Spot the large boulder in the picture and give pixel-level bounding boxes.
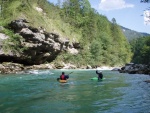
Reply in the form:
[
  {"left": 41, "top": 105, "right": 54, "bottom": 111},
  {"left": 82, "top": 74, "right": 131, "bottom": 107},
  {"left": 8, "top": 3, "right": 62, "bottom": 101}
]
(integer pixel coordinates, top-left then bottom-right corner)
[{"left": 119, "top": 63, "right": 150, "bottom": 75}]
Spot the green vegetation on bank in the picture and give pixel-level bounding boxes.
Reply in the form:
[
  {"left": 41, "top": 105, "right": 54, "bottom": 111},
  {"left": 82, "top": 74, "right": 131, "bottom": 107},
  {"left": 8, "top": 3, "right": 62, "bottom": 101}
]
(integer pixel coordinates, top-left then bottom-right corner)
[{"left": 0, "top": 0, "right": 133, "bottom": 66}]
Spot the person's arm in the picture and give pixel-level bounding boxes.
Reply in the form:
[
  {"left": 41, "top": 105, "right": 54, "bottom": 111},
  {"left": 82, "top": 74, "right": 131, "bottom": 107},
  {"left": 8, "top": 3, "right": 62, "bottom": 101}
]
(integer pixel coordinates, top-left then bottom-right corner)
[
  {"left": 65, "top": 75, "right": 69, "bottom": 79},
  {"left": 96, "top": 71, "right": 99, "bottom": 74}
]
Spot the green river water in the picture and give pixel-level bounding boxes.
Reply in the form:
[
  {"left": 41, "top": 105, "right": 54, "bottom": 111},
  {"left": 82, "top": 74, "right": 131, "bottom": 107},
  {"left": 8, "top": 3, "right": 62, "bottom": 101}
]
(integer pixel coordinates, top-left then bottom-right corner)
[{"left": 0, "top": 69, "right": 150, "bottom": 113}]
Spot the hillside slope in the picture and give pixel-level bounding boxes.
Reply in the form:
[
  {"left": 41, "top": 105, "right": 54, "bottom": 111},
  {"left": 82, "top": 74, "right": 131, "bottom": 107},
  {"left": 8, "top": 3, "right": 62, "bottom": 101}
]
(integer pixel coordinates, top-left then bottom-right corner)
[{"left": 0, "top": 0, "right": 132, "bottom": 67}]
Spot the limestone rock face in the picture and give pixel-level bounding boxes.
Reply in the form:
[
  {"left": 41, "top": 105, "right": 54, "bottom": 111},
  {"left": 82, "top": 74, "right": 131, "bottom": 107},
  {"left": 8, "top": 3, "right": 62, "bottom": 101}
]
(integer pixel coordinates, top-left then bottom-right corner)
[{"left": 0, "top": 19, "right": 80, "bottom": 65}]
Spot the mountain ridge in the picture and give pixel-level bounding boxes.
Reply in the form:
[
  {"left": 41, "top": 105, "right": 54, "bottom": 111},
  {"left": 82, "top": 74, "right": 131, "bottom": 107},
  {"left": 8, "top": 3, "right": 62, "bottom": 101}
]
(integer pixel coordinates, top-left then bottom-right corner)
[{"left": 120, "top": 26, "right": 150, "bottom": 41}]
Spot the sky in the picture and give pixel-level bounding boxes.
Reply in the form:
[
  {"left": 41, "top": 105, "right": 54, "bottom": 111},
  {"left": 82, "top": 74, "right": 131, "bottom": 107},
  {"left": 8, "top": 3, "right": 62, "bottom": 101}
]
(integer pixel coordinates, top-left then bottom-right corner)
[{"left": 48, "top": 0, "right": 150, "bottom": 33}]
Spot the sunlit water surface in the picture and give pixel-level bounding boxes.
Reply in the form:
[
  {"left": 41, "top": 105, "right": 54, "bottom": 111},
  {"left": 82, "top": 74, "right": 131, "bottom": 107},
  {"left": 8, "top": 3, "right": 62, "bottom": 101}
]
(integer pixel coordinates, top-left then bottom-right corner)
[{"left": 0, "top": 70, "right": 150, "bottom": 113}]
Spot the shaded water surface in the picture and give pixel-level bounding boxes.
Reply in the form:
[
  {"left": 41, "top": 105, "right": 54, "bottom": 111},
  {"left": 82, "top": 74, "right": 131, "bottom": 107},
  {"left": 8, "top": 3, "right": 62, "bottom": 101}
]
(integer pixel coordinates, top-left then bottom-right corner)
[{"left": 0, "top": 70, "right": 150, "bottom": 113}]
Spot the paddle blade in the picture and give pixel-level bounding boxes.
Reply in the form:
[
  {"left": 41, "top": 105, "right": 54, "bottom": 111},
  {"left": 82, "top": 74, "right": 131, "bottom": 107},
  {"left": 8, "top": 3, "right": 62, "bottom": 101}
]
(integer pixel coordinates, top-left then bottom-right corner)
[{"left": 57, "top": 78, "right": 60, "bottom": 81}]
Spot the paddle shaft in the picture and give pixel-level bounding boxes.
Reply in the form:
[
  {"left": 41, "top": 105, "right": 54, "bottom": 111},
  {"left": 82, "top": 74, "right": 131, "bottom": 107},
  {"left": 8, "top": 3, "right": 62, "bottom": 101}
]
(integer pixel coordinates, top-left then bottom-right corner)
[{"left": 67, "top": 71, "right": 73, "bottom": 75}]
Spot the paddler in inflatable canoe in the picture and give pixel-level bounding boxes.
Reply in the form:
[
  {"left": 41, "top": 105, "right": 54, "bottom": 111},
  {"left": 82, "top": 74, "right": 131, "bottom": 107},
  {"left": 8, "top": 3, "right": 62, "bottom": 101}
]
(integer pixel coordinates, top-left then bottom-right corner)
[
  {"left": 57, "top": 72, "right": 70, "bottom": 83},
  {"left": 91, "top": 70, "right": 104, "bottom": 81}
]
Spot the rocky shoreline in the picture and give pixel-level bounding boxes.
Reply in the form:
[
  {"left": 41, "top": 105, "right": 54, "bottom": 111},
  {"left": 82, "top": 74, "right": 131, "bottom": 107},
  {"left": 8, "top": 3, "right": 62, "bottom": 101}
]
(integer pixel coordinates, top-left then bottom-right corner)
[
  {"left": 0, "top": 62, "right": 116, "bottom": 74},
  {"left": 0, "top": 62, "right": 71, "bottom": 74}
]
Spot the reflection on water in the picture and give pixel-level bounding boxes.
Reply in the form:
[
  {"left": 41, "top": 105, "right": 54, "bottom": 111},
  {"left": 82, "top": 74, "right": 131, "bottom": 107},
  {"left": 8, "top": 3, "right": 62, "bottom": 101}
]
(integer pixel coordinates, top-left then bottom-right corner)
[{"left": 0, "top": 70, "right": 150, "bottom": 113}]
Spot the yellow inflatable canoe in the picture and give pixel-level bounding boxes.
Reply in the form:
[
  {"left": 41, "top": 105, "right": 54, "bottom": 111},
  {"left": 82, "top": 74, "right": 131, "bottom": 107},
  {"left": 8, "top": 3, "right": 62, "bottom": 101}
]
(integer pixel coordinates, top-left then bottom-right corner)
[{"left": 59, "top": 80, "right": 67, "bottom": 83}]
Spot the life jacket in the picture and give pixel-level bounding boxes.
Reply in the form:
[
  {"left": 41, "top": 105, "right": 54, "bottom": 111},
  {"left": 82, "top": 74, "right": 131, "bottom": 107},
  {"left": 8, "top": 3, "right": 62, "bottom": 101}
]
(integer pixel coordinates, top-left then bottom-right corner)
[{"left": 61, "top": 74, "right": 65, "bottom": 80}]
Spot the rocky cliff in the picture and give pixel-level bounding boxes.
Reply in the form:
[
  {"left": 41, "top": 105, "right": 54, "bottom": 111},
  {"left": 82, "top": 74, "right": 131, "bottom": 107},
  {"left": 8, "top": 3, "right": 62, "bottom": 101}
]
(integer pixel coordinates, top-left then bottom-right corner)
[{"left": 0, "top": 19, "right": 80, "bottom": 66}]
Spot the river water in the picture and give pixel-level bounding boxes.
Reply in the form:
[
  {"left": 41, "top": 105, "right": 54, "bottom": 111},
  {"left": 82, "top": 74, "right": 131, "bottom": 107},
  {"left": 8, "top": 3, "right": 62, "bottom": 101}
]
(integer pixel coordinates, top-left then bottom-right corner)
[{"left": 0, "top": 69, "right": 150, "bottom": 113}]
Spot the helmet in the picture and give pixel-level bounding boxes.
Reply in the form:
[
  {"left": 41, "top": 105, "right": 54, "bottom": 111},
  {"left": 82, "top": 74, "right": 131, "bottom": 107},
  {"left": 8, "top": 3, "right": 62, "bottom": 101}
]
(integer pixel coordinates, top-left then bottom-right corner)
[{"left": 96, "top": 70, "right": 102, "bottom": 73}]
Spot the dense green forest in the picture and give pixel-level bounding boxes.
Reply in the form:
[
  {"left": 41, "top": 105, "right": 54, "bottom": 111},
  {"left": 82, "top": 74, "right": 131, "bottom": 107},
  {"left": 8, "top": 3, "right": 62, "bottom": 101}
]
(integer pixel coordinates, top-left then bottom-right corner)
[
  {"left": 130, "top": 36, "right": 150, "bottom": 64},
  {"left": 2, "top": 0, "right": 149, "bottom": 67}
]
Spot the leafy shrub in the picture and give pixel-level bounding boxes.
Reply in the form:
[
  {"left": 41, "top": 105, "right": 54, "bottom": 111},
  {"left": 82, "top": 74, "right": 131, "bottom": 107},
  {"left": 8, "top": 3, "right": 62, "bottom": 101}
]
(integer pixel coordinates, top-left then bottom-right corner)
[{"left": 2, "top": 28, "right": 27, "bottom": 55}]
